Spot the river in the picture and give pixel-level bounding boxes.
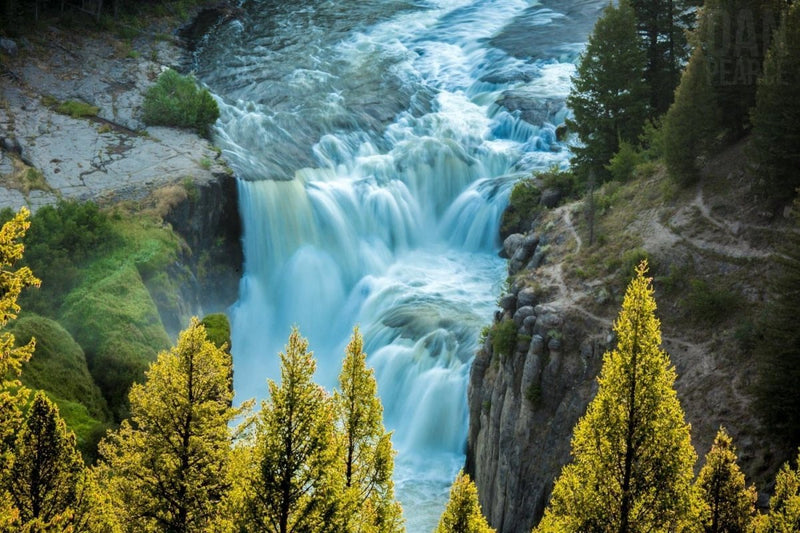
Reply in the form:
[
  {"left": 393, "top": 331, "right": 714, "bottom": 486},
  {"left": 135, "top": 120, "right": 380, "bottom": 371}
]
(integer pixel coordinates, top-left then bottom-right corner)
[{"left": 192, "top": 0, "right": 601, "bottom": 529}]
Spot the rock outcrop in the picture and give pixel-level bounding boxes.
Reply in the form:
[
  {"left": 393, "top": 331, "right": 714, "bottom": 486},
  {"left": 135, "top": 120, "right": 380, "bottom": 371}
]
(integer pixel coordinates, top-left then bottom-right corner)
[{"left": 466, "top": 261, "right": 611, "bottom": 533}]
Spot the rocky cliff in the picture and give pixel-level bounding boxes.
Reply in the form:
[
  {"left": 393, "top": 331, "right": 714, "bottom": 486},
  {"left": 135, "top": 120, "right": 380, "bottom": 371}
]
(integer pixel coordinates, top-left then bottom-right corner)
[{"left": 467, "top": 154, "right": 790, "bottom": 532}]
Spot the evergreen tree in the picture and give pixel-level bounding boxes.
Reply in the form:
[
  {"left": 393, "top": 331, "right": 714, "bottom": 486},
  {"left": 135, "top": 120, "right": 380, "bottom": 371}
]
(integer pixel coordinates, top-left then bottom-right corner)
[
  {"left": 0, "top": 208, "right": 40, "bottom": 531},
  {"left": 334, "top": 327, "right": 403, "bottom": 533},
  {"left": 755, "top": 198, "right": 800, "bottom": 445},
  {"left": 7, "top": 392, "right": 84, "bottom": 529},
  {"left": 696, "top": 427, "right": 756, "bottom": 533},
  {"left": 97, "top": 317, "right": 236, "bottom": 532},
  {"left": 535, "top": 261, "right": 696, "bottom": 532},
  {"left": 242, "top": 328, "right": 344, "bottom": 533},
  {"left": 435, "top": 471, "right": 495, "bottom": 533},
  {"left": 663, "top": 47, "right": 720, "bottom": 185},
  {"left": 751, "top": 2, "right": 800, "bottom": 204},
  {"left": 695, "top": 0, "right": 784, "bottom": 139},
  {"left": 566, "top": 0, "right": 649, "bottom": 181},
  {"left": 630, "top": 0, "right": 702, "bottom": 116},
  {"left": 754, "top": 452, "right": 800, "bottom": 532}
]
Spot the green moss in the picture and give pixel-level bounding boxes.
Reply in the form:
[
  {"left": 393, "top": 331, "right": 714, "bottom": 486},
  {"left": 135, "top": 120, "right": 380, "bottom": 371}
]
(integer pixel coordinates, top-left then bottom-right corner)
[
  {"left": 201, "top": 313, "right": 231, "bottom": 351},
  {"left": 56, "top": 100, "right": 100, "bottom": 119},
  {"left": 12, "top": 314, "right": 110, "bottom": 423},
  {"left": 60, "top": 263, "right": 171, "bottom": 420}
]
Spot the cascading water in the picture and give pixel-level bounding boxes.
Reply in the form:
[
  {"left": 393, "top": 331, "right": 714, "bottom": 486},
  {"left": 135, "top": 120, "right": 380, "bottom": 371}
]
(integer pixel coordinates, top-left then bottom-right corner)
[{"left": 193, "top": 0, "right": 603, "bottom": 529}]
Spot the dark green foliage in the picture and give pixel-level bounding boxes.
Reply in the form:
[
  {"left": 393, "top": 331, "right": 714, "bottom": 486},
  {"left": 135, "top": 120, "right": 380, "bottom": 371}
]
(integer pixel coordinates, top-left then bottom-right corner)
[
  {"left": 0, "top": 201, "right": 116, "bottom": 316},
  {"left": 142, "top": 68, "right": 220, "bottom": 136},
  {"left": 567, "top": 0, "right": 649, "bottom": 181},
  {"left": 500, "top": 179, "right": 541, "bottom": 237},
  {"left": 664, "top": 48, "right": 720, "bottom": 185},
  {"left": 751, "top": 2, "right": 800, "bottom": 205},
  {"left": 538, "top": 167, "right": 580, "bottom": 200},
  {"left": 683, "top": 279, "right": 742, "bottom": 324},
  {"left": 605, "top": 141, "right": 642, "bottom": 182},
  {"left": 755, "top": 200, "right": 800, "bottom": 446},
  {"left": 695, "top": 0, "right": 784, "bottom": 140},
  {"left": 630, "top": 0, "right": 702, "bottom": 116},
  {"left": 200, "top": 313, "right": 231, "bottom": 351},
  {"left": 490, "top": 319, "right": 518, "bottom": 359}
]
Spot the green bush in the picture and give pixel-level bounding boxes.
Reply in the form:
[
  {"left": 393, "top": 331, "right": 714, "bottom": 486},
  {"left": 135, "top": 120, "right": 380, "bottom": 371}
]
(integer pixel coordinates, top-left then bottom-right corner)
[
  {"left": 491, "top": 319, "right": 518, "bottom": 359},
  {"left": 538, "top": 167, "right": 580, "bottom": 199},
  {"left": 500, "top": 178, "right": 541, "bottom": 237},
  {"left": 605, "top": 141, "right": 641, "bottom": 182},
  {"left": 142, "top": 68, "right": 220, "bottom": 135},
  {"left": 683, "top": 279, "right": 742, "bottom": 324}
]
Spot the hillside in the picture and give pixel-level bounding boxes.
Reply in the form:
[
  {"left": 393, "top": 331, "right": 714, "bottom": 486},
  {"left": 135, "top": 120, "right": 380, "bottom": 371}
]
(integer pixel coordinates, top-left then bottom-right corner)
[{"left": 467, "top": 141, "right": 794, "bottom": 532}]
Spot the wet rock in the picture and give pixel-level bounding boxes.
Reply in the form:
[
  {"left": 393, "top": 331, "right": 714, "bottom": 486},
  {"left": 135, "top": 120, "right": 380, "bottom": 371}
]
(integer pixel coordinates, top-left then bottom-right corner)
[{"left": 503, "top": 233, "right": 525, "bottom": 258}]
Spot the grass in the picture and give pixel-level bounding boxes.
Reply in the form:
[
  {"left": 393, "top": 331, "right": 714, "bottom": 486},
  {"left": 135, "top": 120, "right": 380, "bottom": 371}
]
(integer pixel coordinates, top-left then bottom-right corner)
[
  {"left": 490, "top": 319, "right": 518, "bottom": 359},
  {"left": 201, "top": 313, "right": 231, "bottom": 351},
  {"left": 56, "top": 100, "right": 100, "bottom": 119}
]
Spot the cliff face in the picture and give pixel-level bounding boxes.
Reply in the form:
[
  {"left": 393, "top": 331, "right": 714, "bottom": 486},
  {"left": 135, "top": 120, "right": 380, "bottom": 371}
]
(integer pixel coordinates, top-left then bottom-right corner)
[
  {"left": 163, "top": 171, "right": 243, "bottom": 321},
  {"left": 467, "top": 156, "right": 789, "bottom": 532},
  {"left": 466, "top": 229, "right": 611, "bottom": 533}
]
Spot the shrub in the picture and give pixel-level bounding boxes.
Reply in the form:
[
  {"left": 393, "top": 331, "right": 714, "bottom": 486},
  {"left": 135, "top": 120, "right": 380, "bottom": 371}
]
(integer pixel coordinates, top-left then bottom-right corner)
[
  {"left": 538, "top": 166, "right": 580, "bottom": 200},
  {"left": 200, "top": 313, "right": 231, "bottom": 351},
  {"left": 683, "top": 279, "right": 742, "bottom": 324},
  {"left": 500, "top": 178, "right": 541, "bottom": 237},
  {"left": 491, "top": 319, "right": 518, "bottom": 359},
  {"left": 606, "top": 141, "right": 641, "bottom": 182},
  {"left": 142, "top": 68, "right": 219, "bottom": 136}
]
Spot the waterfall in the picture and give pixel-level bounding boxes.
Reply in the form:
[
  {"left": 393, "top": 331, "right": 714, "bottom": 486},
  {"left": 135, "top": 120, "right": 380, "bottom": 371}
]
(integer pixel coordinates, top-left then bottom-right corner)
[{"left": 193, "top": 0, "right": 597, "bottom": 529}]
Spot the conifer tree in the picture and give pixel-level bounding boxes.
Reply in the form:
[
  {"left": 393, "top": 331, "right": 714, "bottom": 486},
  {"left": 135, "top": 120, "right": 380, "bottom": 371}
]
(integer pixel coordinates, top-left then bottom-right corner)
[
  {"left": 696, "top": 427, "right": 756, "bottom": 533},
  {"left": 755, "top": 198, "right": 800, "bottom": 444},
  {"left": 755, "top": 452, "right": 800, "bottom": 532},
  {"left": 567, "top": 0, "right": 649, "bottom": 181},
  {"left": 629, "top": 0, "right": 702, "bottom": 116},
  {"left": 435, "top": 471, "right": 495, "bottom": 533},
  {"left": 334, "top": 327, "right": 403, "bottom": 533},
  {"left": 7, "top": 392, "right": 84, "bottom": 529},
  {"left": 663, "top": 47, "right": 720, "bottom": 185},
  {"left": 97, "top": 317, "right": 236, "bottom": 532},
  {"left": 535, "top": 261, "right": 696, "bottom": 532},
  {"left": 242, "top": 327, "right": 344, "bottom": 533},
  {"left": 695, "top": 0, "right": 784, "bottom": 139},
  {"left": 751, "top": 2, "right": 800, "bottom": 204},
  {"left": 0, "top": 208, "right": 40, "bottom": 531}
]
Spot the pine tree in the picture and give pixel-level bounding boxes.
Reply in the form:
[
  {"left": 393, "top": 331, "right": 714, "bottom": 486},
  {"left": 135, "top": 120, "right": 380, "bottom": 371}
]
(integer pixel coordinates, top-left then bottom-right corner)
[
  {"left": 754, "top": 452, "right": 800, "bottom": 532},
  {"left": 695, "top": 0, "right": 784, "bottom": 139},
  {"left": 755, "top": 198, "right": 800, "bottom": 445},
  {"left": 630, "top": 0, "right": 702, "bottom": 116},
  {"left": 334, "top": 327, "right": 403, "bottom": 533},
  {"left": 535, "top": 261, "right": 696, "bottom": 532},
  {"left": 435, "top": 471, "right": 495, "bottom": 533},
  {"left": 0, "top": 208, "right": 40, "bottom": 531},
  {"left": 751, "top": 2, "right": 800, "bottom": 205},
  {"left": 7, "top": 392, "right": 84, "bottom": 528},
  {"left": 97, "top": 317, "right": 236, "bottom": 532},
  {"left": 567, "top": 0, "right": 649, "bottom": 181},
  {"left": 696, "top": 427, "right": 756, "bottom": 533},
  {"left": 663, "top": 46, "right": 720, "bottom": 185},
  {"left": 242, "top": 327, "right": 344, "bottom": 533}
]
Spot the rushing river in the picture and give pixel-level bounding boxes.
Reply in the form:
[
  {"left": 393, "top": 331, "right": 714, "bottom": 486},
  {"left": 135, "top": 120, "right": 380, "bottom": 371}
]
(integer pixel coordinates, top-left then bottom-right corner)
[{"left": 193, "top": 0, "right": 602, "bottom": 529}]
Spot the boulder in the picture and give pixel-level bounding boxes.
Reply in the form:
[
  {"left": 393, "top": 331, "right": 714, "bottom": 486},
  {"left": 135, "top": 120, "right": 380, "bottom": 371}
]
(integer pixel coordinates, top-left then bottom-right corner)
[
  {"left": 498, "top": 293, "right": 517, "bottom": 311},
  {"left": 503, "top": 233, "right": 525, "bottom": 258},
  {"left": 540, "top": 188, "right": 562, "bottom": 208},
  {"left": 517, "top": 287, "right": 538, "bottom": 308},
  {"left": 513, "top": 305, "right": 535, "bottom": 327}
]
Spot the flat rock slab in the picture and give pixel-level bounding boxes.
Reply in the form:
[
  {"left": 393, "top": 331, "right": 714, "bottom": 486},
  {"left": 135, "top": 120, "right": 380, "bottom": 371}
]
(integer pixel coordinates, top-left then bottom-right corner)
[{"left": 0, "top": 27, "right": 226, "bottom": 212}]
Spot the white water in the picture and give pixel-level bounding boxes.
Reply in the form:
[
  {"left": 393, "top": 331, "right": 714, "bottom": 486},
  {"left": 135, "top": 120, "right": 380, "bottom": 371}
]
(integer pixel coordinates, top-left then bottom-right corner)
[{"left": 194, "top": 0, "right": 596, "bottom": 529}]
